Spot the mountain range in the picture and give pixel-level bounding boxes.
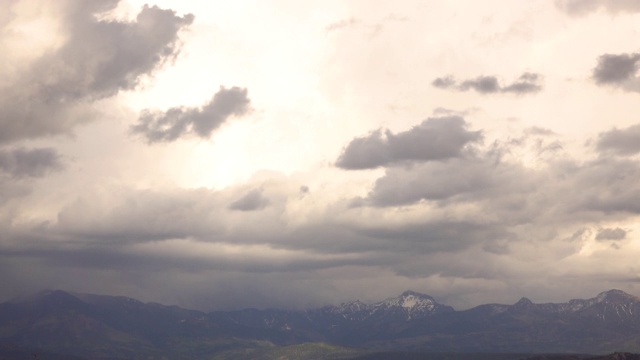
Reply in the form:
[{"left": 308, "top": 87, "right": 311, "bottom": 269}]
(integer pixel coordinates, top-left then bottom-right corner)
[{"left": 2, "top": 289, "right": 640, "bottom": 359}]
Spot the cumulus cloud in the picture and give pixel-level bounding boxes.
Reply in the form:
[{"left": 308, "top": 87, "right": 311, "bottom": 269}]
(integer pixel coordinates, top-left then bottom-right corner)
[
  {"left": 596, "top": 123, "right": 640, "bottom": 155},
  {"left": 0, "top": 148, "right": 63, "bottom": 178},
  {"left": 556, "top": 0, "right": 640, "bottom": 15},
  {"left": 335, "top": 116, "right": 482, "bottom": 169},
  {"left": 358, "top": 137, "right": 640, "bottom": 222},
  {"left": 432, "top": 73, "right": 543, "bottom": 95},
  {"left": 131, "top": 87, "right": 251, "bottom": 143},
  {"left": 592, "top": 52, "right": 640, "bottom": 92},
  {"left": 0, "top": 1, "right": 194, "bottom": 143}
]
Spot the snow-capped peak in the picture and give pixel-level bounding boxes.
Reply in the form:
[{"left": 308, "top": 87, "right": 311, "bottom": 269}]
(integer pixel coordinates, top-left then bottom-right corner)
[
  {"left": 369, "top": 290, "right": 453, "bottom": 320},
  {"left": 384, "top": 290, "right": 436, "bottom": 309},
  {"left": 326, "top": 290, "right": 452, "bottom": 321}
]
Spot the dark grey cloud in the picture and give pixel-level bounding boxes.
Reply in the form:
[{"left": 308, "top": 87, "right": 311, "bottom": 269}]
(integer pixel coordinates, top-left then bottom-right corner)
[
  {"left": 596, "top": 227, "right": 626, "bottom": 241},
  {"left": 556, "top": 0, "right": 640, "bottom": 15},
  {"left": 228, "top": 189, "right": 270, "bottom": 211},
  {"left": 0, "top": 1, "right": 193, "bottom": 143},
  {"left": 357, "top": 221, "right": 512, "bottom": 254},
  {"left": 432, "top": 73, "right": 542, "bottom": 95},
  {"left": 0, "top": 148, "right": 63, "bottom": 178},
  {"left": 573, "top": 158, "right": 640, "bottom": 214},
  {"left": 50, "top": 188, "right": 228, "bottom": 244},
  {"left": 459, "top": 76, "right": 501, "bottom": 93},
  {"left": 432, "top": 76, "right": 456, "bottom": 89},
  {"left": 363, "top": 158, "right": 499, "bottom": 207},
  {"left": 592, "top": 52, "right": 640, "bottom": 91},
  {"left": 131, "top": 87, "right": 251, "bottom": 143},
  {"left": 0, "top": 243, "right": 376, "bottom": 275},
  {"left": 596, "top": 123, "right": 640, "bottom": 155},
  {"left": 336, "top": 116, "right": 482, "bottom": 169}
]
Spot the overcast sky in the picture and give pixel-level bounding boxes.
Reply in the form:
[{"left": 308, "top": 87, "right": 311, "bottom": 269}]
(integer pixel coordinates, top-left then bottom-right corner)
[{"left": 1, "top": 0, "right": 640, "bottom": 311}]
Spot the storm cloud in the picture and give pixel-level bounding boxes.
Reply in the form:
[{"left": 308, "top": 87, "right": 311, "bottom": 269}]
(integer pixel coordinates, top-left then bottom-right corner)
[
  {"left": 336, "top": 116, "right": 481, "bottom": 169},
  {"left": 432, "top": 73, "right": 542, "bottom": 95},
  {"left": 132, "top": 87, "right": 251, "bottom": 143},
  {"left": 0, "top": 1, "right": 193, "bottom": 143}
]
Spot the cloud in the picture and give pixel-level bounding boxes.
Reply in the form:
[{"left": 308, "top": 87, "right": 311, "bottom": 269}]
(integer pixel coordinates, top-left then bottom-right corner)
[
  {"left": 459, "top": 76, "right": 501, "bottom": 93},
  {"left": 325, "top": 17, "right": 359, "bottom": 32},
  {"left": 3, "top": 128, "right": 640, "bottom": 309},
  {"left": 358, "top": 136, "right": 640, "bottom": 222},
  {"left": 3, "top": 1, "right": 640, "bottom": 313},
  {"left": 592, "top": 52, "right": 640, "bottom": 91},
  {"left": 0, "top": 1, "right": 194, "bottom": 143},
  {"left": 596, "top": 227, "right": 626, "bottom": 241},
  {"left": 556, "top": 0, "right": 640, "bottom": 15},
  {"left": 573, "top": 158, "right": 640, "bottom": 214},
  {"left": 596, "top": 123, "right": 640, "bottom": 155},
  {"left": 0, "top": 148, "right": 63, "bottom": 178},
  {"left": 357, "top": 220, "right": 512, "bottom": 254},
  {"left": 432, "top": 73, "right": 543, "bottom": 95},
  {"left": 131, "top": 87, "right": 251, "bottom": 143},
  {"left": 335, "top": 116, "right": 482, "bottom": 169},
  {"left": 525, "top": 127, "right": 556, "bottom": 136},
  {"left": 362, "top": 157, "right": 509, "bottom": 207},
  {"left": 51, "top": 188, "right": 227, "bottom": 244},
  {"left": 228, "top": 189, "right": 270, "bottom": 211}
]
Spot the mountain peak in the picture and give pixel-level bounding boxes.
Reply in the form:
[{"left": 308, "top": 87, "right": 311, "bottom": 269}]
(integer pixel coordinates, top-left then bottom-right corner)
[
  {"left": 596, "top": 289, "right": 638, "bottom": 303},
  {"left": 383, "top": 290, "right": 436, "bottom": 309},
  {"left": 514, "top": 297, "right": 534, "bottom": 306},
  {"left": 369, "top": 290, "right": 454, "bottom": 320}
]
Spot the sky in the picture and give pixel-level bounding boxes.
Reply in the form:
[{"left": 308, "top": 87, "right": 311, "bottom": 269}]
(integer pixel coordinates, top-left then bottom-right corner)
[{"left": 1, "top": 0, "right": 640, "bottom": 311}]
